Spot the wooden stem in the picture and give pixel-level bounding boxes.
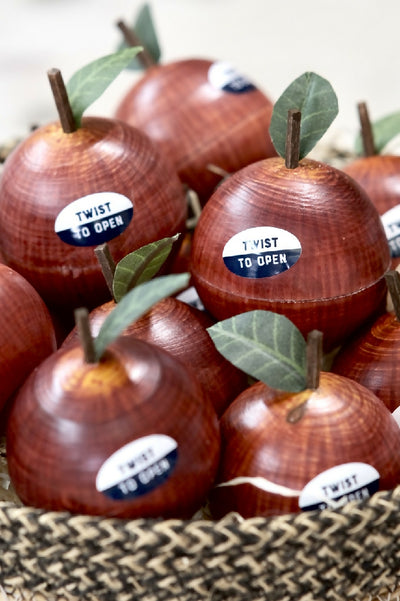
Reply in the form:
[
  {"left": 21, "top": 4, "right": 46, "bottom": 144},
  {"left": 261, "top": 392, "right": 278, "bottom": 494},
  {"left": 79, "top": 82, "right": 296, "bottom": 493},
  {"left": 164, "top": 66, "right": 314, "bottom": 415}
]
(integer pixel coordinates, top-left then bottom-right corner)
[
  {"left": 116, "top": 19, "right": 156, "bottom": 69},
  {"left": 358, "top": 101, "right": 376, "bottom": 157},
  {"left": 94, "top": 243, "right": 116, "bottom": 300},
  {"left": 74, "top": 308, "right": 96, "bottom": 363},
  {"left": 285, "top": 109, "right": 301, "bottom": 169},
  {"left": 385, "top": 270, "right": 400, "bottom": 321},
  {"left": 47, "top": 69, "right": 76, "bottom": 134},
  {"left": 306, "top": 329, "right": 323, "bottom": 390}
]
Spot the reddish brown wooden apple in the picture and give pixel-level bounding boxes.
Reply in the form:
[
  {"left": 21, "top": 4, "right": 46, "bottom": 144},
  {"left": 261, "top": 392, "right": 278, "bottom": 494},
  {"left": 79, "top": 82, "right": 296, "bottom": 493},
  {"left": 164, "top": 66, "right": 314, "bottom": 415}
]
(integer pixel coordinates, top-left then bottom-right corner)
[
  {"left": 0, "top": 65, "right": 187, "bottom": 318},
  {"left": 6, "top": 308, "right": 220, "bottom": 518},
  {"left": 331, "top": 270, "right": 400, "bottom": 412},
  {"left": 63, "top": 295, "right": 248, "bottom": 417},
  {"left": 190, "top": 156, "right": 390, "bottom": 351},
  {"left": 343, "top": 102, "right": 400, "bottom": 268},
  {"left": 0, "top": 263, "right": 56, "bottom": 421},
  {"left": 209, "top": 372, "right": 400, "bottom": 518},
  {"left": 115, "top": 57, "right": 276, "bottom": 204}
]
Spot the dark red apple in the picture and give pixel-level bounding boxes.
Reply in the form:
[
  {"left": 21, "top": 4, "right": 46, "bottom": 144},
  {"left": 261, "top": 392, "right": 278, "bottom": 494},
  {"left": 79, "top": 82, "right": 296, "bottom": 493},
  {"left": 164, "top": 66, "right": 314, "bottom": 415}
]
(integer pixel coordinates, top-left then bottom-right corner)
[
  {"left": 63, "top": 295, "right": 248, "bottom": 417},
  {"left": 0, "top": 263, "right": 56, "bottom": 420},
  {"left": 190, "top": 156, "right": 390, "bottom": 351},
  {"left": 209, "top": 372, "right": 400, "bottom": 518},
  {"left": 0, "top": 116, "right": 187, "bottom": 315},
  {"left": 7, "top": 328, "right": 220, "bottom": 518},
  {"left": 115, "top": 57, "right": 276, "bottom": 204},
  {"left": 343, "top": 102, "right": 400, "bottom": 268}
]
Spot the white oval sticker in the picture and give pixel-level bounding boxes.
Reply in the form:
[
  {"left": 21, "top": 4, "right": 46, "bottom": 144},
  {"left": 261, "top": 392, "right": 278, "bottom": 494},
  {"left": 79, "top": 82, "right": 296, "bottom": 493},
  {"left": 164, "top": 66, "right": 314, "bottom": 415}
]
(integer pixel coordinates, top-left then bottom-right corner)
[
  {"left": 208, "top": 61, "right": 256, "bottom": 94},
  {"left": 96, "top": 434, "right": 178, "bottom": 501},
  {"left": 381, "top": 205, "right": 400, "bottom": 257},
  {"left": 299, "top": 463, "right": 380, "bottom": 511},
  {"left": 54, "top": 191, "right": 133, "bottom": 247},
  {"left": 222, "top": 226, "right": 302, "bottom": 278}
]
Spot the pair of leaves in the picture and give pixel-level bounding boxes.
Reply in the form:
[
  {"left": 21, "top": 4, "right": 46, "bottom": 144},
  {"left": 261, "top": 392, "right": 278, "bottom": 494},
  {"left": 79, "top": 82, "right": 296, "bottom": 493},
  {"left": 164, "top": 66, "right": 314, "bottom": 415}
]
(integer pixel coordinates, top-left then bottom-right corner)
[
  {"left": 269, "top": 71, "right": 339, "bottom": 161},
  {"left": 117, "top": 3, "right": 161, "bottom": 70},
  {"left": 207, "top": 310, "right": 307, "bottom": 392},
  {"left": 94, "top": 272, "right": 189, "bottom": 362},
  {"left": 66, "top": 46, "right": 142, "bottom": 128},
  {"left": 355, "top": 110, "right": 400, "bottom": 155}
]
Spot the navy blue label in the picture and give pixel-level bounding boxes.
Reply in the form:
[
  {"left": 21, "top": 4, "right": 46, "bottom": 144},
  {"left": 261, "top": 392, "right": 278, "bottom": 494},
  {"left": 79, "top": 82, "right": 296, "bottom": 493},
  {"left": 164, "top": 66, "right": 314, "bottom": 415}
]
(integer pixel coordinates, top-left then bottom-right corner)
[
  {"left": 222, "top": 80, "right": 256, "bottom": 94},
  {"left": 57, "top": 207, "right": 133, "bottom": 247},
  {"left": 101, "top": 448, "right": 178, "bottom": 501},
  {"left": 223, "top": 248, "right": 301, "bottom": 278}
]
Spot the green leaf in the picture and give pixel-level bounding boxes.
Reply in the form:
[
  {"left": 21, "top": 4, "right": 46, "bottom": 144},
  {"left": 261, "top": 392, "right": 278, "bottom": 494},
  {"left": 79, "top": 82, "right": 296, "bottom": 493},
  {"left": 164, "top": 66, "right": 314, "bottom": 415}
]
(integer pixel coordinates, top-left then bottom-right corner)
[
  {"left": 113, "top": 234, "right": 180, "bottom": 302},
  {"left": 355, "top": 110, "right": 400, "bottom": 155},
  {"left": 269, "top": 72, "right": 339, "bottom": 160},
  {"left": 207, "top": 310, "right": 307, "bottom": 392},
  {"left": 66, "top": 47, "right": 143, "bottom": 128},
  {"left": 94, "top": 272, "right": 190, "bottom": 361},
  {"left": 117, "top": 3, "right": 161, "bottom": 69}
]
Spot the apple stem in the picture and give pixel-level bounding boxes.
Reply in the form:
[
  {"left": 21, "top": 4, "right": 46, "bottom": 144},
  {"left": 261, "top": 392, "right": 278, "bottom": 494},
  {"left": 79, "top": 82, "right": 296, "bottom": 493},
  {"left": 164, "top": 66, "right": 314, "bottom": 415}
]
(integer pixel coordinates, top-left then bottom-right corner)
[
  {"left": 306, "top": 329, "right": 323, "bottom": 390},
  {"left": 74, "top": 307, "right": 96, "bottom": 364},
  {"left": 116, "top": 20, "right": 156, "bottom": 69},
  {"left": 285, "top": 109, "right": 301, "bottom": 169},
  {"left": 358, "top": 101, "right": 376, "bottom": 157},
  {"left": 47, "top": 69, "right": 77, "bottom": 134},
  {"left": 385, "top": 270, "right": 400, "bottom": 321},
  {"left": 94, "top": 243, "right": 116, "bottom": 300}
]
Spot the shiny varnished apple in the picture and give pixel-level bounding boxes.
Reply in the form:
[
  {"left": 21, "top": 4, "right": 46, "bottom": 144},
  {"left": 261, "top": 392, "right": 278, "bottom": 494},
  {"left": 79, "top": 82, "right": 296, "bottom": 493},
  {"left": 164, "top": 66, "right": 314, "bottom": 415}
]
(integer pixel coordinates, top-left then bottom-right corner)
[
  {"left": 0, "top": 50, "right": 187, "bottom": 316},
  {"left": 207, "top": 312, "right": 400, "bottom": 518},
  {"left": 7, "top": 273, "right": 221, "bottom": 519},
  {"left": 114, "top": 15, "right": 276, "bottom": 204},
  {"left": 0, "top": 264, "right": 56, "bottom": 421},
  {"left": 343, "top": 103, "right": 400, "bottom": 268},
  {"left": 190, "top": 76, "right": 390, "bottom": 351}
]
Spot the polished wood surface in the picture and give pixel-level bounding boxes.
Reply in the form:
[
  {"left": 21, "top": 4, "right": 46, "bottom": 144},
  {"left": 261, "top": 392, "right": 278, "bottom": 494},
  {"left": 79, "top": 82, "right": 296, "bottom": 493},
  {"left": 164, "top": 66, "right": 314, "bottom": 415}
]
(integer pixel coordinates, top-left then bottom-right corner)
[
  {"left": 191, "top": 157, "right": 391, "bottom": 350},
  {"left": 7, "top": 336, "right": 220, "bottom": 518},
  {"left": 0, "top": 116, "right": 187, "bottom": 312},
  {"left": 344, "top": 154, "right": 400, "bottom": 216},
  {"left": 0, "top": 264, "right": 56, "bottom": 417},
  {"left": 331, "top": 311, "right": 400, "bottom": 412},
  {"left": 344, "top": 154, "right": 400, "bottom": 269},
  {"left": 63, "top": 297, "right": 248, "bottom": 417},
  {"left": 209, "top": 373, "right": 400, "bottom": 518},
  {"left": 115, "top": 58, "right": 276, "bottom": 204}
]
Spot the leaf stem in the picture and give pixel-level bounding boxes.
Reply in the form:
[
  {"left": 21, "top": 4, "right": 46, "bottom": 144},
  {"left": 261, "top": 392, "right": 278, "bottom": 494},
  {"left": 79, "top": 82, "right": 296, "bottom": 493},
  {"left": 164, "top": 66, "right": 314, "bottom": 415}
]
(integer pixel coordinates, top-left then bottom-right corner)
[
  {"left": 358, "top": 101, "right": 376, "bottom": 157},
  {"left": 285, "top": 109, "right": 301, "bottom": 169},
  {"left": 94, "top": 243, "right": 116, "bottom": 300},
  {"left": 47, "top": 68, "right": 77, "bottom": 133},
  {"left": 74, "top": 307, "right": 96, "bottom": 364},
  {"left": 116, "top": 19, "right": 156, "bottom": 69},
  {"left": 306, "top": 329, "right": 323, "bottom": 390},
  {"left": 385, "top": 270, "right": 400, "bottom": 321}
]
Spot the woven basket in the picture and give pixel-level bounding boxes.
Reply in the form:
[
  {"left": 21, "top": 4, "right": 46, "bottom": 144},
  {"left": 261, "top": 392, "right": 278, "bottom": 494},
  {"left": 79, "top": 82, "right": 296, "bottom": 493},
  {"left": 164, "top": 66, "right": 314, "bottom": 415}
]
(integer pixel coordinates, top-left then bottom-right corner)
[
  {"left": 1, "top": 485, "right": 400, "bottom": 601},
  {"left": 1, "top": 141, "right": 398, "bottom": 601}
]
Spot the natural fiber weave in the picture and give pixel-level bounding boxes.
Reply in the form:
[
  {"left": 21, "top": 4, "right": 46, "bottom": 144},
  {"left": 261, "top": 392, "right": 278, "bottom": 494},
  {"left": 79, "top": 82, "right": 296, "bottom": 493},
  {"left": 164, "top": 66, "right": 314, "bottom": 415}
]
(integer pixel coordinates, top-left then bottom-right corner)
[{"left": 1, "top": 484, "right": 400, "bottom": 601}]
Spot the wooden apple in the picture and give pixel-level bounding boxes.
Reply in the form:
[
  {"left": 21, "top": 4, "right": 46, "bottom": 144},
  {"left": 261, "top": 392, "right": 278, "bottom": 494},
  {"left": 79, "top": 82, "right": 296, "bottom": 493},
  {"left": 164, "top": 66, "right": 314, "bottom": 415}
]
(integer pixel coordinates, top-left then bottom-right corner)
[
  {"left": 190, "top": 76, "right": 391, "bottom": 351},
  {"left": 0, "top": 51, "right": 187, "bottom": 318},
  {"left": 6, "top": 273, "right": 221, "bottom": 519},
  {"left": 64, "top": 296, "right": 247, "bottom": 417},
  {"left": 207, "top": 312, "right": 400, "bottom": 518},
  {"left": 114, "top": 19, "right": 276, "bottom": 204},
  {"left": 63, "top": 240, "right": 248, "bottom": 416},
  {"left": 0, "top": 263, "right": 56, "bottom": 421},
  {"left": 331, "top": 270, "right": 400, "bottom": 412},
  {"left": 343, "top": 102, "right": 400, "bottom": 268}
]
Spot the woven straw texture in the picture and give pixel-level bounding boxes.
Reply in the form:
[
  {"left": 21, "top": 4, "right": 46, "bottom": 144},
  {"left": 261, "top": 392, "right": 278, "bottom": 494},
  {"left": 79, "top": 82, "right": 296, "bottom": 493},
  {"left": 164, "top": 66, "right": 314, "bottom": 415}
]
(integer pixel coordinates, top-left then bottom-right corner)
[{"left": 1, "top": 484, "right": 400, "bottom": 601}]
